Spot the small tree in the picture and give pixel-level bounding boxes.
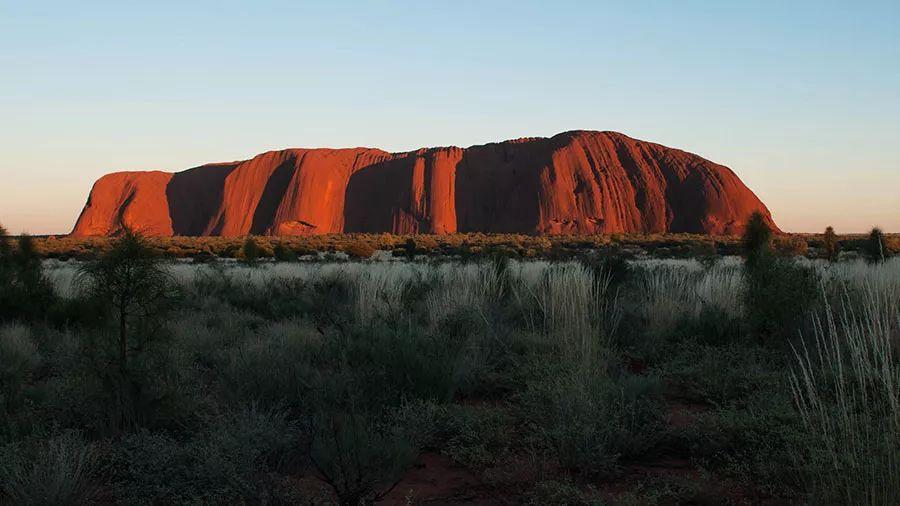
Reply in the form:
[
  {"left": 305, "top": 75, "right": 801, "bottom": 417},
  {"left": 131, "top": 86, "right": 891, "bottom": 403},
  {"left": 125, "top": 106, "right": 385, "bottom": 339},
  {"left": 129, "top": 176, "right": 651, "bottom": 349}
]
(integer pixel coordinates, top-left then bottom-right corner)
[
  {"left": 241, "top": 237, "right": 261, "bottom": 265},
  {"left": 403, "top": 238, "right": 417, "bottom": 261},
  {"left": 77, "top": 229, "right": 178, "bottom": 431},
  {"left": 822, "top": 226, "right": 840, "bottom": 262},
  {"left": 742, "top": 211, "right": 773, "bottom": 269},
  {"left": 78, "top": 229, "right": 176, "bottom": 371},
  {"left": 863, "top": 227, "right": 887, "bottom": 263},
  {"left": 741, "top": 214, "right": 818, "bottom": 344}
]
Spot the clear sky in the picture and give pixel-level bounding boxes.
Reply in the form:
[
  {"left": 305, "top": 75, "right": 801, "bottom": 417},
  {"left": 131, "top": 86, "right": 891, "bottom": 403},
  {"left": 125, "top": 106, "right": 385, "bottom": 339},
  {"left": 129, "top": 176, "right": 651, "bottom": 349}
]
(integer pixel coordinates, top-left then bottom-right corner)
[{"left": 1, "top": 1, "right": 898, "bottom": 234}]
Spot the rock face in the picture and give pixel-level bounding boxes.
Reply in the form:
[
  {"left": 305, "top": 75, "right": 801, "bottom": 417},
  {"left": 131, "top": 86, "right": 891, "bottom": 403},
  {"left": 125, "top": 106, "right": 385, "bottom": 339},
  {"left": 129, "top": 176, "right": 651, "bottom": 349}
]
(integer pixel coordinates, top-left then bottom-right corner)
[{"left": 71, "top": 131, "right": 778, "bottom": 236}]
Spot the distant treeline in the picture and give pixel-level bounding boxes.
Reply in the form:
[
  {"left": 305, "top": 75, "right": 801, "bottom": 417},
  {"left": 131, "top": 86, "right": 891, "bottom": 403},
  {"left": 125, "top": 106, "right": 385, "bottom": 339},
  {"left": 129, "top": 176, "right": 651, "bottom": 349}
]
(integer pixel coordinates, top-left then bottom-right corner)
[{"left": 19, "top": 232, "right": 900, "bottom": 261}]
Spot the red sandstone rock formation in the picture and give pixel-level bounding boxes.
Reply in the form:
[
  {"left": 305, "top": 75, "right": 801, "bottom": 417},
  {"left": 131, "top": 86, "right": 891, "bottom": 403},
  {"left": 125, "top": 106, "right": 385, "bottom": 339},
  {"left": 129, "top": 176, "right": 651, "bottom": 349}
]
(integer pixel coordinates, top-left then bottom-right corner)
[{"left": 71, "top": 131, "right": 778, "bottom": 236}]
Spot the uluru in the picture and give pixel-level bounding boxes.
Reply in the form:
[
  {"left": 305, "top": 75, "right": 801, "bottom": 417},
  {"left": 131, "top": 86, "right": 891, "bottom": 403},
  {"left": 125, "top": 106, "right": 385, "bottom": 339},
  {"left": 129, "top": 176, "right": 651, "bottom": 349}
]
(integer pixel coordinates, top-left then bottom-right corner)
[{"left": 71, "top": 130, "right": 778, "bottom": 237}]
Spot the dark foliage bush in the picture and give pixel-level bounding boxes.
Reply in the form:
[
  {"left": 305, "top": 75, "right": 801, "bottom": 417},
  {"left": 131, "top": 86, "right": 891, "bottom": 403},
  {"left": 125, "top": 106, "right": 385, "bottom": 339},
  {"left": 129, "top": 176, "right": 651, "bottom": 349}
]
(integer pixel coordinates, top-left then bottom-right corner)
[
  {"left": 743, "top": 257, "right": 818, "bottom": 343},
  {"left": 741, "top": 213, "right": 818, "bottom": 343},
  {"left": 863, "top": 227, "right": 888, "bottom": 263},
  {"left": 0, "top": 231, "right": 57, "bottom": 323},
  {"left": 742, "top": 212, "right": 773, "bottom": 270},
  {"left": 241, "top": 237, "right": 262, "bottom": 265},
  {"left": 310, "top": 406, "right": 416, "bottom": 505},
  {"left": 822, "top": 226, "right": 840, "bottom": 261},
  {"left": 105, "top": 407, "right": 304, "bottom": 504},
  {"left": 671, "top": 306, "right": 743, "bottom": 346},
  {"left": 520, "top": 364, "right": 664, "bottom": 476},
  {"left": 272, "top": 243, "right": 297, "bottom": 262}
]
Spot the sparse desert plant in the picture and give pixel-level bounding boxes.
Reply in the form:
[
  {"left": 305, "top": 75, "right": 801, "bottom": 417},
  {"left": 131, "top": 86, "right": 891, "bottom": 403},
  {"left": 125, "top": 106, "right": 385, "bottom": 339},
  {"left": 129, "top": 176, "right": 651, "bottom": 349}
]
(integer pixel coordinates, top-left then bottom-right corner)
[
  {"left": 863, "top": 227, "right": 888, "bottom": 263},
  {"left": 241, "top": 237, "right": 262, "bottom": 265},
  {"left": 822, "top": 226, "right": 840, "bottom": 261},
  {"left": 310, "top": 396, "right": 417, "bottom": 505},
  {"left": 403, "top": 237, "right": 417, "bottom": 261},
  {"left": 742, "top": 211, "right": 774, "bottom": 269}
]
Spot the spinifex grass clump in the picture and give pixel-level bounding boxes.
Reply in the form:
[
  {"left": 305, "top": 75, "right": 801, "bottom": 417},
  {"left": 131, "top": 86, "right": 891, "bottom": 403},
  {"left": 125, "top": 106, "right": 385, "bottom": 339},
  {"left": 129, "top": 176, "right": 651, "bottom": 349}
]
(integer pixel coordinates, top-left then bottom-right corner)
[
  {"left": 0, "top": 431, "right": 99, "bottom": 505},
  {"left": 790, "top": 286, "right": 900, "bottom": 504}
]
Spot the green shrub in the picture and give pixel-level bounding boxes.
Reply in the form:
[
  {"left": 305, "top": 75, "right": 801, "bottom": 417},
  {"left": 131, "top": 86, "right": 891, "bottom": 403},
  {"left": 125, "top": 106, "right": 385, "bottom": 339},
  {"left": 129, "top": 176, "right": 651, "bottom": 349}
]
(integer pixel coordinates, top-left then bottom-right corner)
[
  {"left": 219, "top": 320, "right": 319, "bottom": 412},
  {"left": 656, "top": 342, "right": 781, "bottom": 405},
  {"left": 741, "top": 214, "right": 818, "bottom": 343},
  {"left": 310, "top": 406, "right": 416, "bottom": 504},
  {"left": 670, "top": 306, "right": 743, "bottom": 347},
  {"left": 324, "top": 320, "right": 472, "bottom": 407},
  {"left": 393, "top": 400, "right": 514, "bottom": 470},
  {"left": 521, "top": 364, "right": 664, "bottom": 476},
  {"left": 685, "top": 390, "right": 807, "bottom": 497},
  {"left": 743, "top": 256, "right": 818, "bottom": 343},
  {"left": 106, "top": 407, "right": 304, "bottom": 504}
]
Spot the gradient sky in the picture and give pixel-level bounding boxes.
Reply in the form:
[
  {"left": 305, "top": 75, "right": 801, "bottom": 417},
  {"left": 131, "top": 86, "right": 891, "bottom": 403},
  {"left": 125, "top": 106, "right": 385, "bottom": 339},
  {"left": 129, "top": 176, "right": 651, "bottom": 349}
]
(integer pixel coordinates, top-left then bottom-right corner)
[{"left": 2, "top": 1, "right": 898, "bottom": 234}]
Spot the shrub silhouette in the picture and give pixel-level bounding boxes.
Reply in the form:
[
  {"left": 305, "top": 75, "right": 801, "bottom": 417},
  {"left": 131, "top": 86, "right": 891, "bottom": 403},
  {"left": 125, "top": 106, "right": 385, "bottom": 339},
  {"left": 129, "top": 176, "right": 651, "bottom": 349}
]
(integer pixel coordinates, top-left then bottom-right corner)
[
  {"left": 403, "top": 238, "right": 417, "bottom": 261},
  {"left": 272, "top": 243, "right": 296, "bottom": 262},
  {"left": 241, "top": 237, "right": 261, "bottom": 265},
  {"left": 741, "top": 213, "right": 817, "bottom": 343},
  {"left": 822, "top": 226, "right": 840, "bottom": 261},
  {"left": 863, "top": 227, "right": 887, "bottom": 263},
  {"left": 742, "top": 211, "right": 773, "bottom": 269},
  {"left": 0, "top": 228, "right": 56, "bottom": 322}
]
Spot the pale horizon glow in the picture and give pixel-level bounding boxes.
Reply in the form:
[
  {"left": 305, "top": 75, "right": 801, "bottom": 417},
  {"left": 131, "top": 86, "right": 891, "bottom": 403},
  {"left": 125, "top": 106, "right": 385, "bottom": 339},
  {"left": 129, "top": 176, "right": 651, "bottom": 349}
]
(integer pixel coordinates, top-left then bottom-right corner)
[{"left": 2, "top": 1, "right": 898, "bottom": 235}]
